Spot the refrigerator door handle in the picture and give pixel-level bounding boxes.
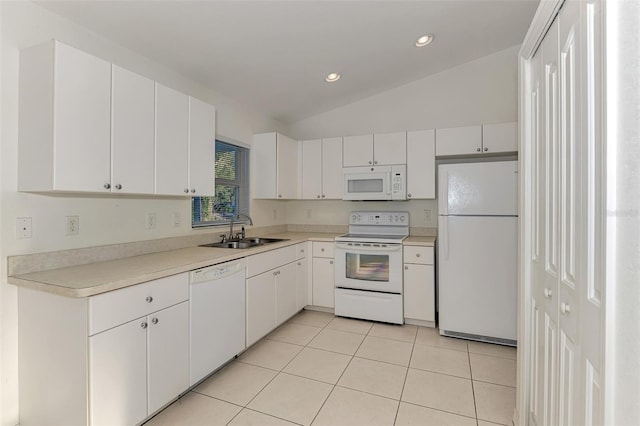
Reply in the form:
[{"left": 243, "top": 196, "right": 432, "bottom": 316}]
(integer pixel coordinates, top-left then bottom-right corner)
[
  {"left": 441, "top": 216, "right": 449, "bottom": 260},
  {"left": 439, "top": 170, "right": 449, "bottom": 215}
]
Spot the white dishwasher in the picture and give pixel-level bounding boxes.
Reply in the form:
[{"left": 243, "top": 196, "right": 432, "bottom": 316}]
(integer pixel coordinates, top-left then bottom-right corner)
[{"left": 189, "top": 258, "right": 246, "bottom": 386}]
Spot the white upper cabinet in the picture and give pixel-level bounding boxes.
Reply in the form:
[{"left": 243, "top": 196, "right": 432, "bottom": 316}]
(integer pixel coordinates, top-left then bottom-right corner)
[
  {"left": 188, "top": 97, "right": 216, "bottom": 197},
  {"left": 373, "top": 132, "right": 407, "bottom": 165},
  {"left": 18, "top": 40, "right": 112, "bottom": 192},
  {"left": 343, "top": 134, "right": 374, "bottom": 167},
  {"left": 406, "top": 130, "right": 435, "bottom": 199},
  {"left": 155, "top": 83, "right": 189, "bottom": 195},
  {"left": 436, "top": 122, "right": 517, "bottom": 156},
  {"left": 301, "top": 137, "right": 343, "bottom": 200},
  {"left": 482, "top": 122, "right": 518, "bottom": 153},
  {"left": 111, "top": 65, "right": 155, "bottom": 195},
  {"left": 435, "top": 125, "right": 482, "bottom": 156},
  {"left": 343, "top": 133, "right": 406, "bottom": 166},
  {"left": 321, "top": 137, "right": 344, "bottom": 199},
  {"left": 253, "top": 132, "right": 300, "bottom": 199},
  {"left": 301, "top": 139, "right": 323, "bottom": 199}
]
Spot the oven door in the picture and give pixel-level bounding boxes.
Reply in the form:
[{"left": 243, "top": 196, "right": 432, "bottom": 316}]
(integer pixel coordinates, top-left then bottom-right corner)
[{"left": 334, "top": 242, "right": 403, "bottom": 293}]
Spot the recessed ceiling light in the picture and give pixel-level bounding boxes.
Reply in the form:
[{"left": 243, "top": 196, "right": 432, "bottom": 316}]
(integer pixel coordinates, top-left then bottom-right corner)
[
  {"left": 325, "top": 73, "right": 341, "bottom": 83},
  {"left": 415, "top": 34, "right": 434, "bottom": 47}
]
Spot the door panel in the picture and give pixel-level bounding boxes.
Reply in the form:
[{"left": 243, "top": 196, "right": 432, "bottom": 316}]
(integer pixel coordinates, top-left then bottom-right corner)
[{"left": 302, "top": 139, "right": 322, "bottom": 199}]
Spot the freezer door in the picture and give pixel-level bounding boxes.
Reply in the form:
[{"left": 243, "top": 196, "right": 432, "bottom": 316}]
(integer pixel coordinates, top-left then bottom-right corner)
[
  {"left": 437, "top": 215, "right": 517, "bottom": 342},
  {"left": 438, "top": 161, "right": 518, "bottom": 216}
]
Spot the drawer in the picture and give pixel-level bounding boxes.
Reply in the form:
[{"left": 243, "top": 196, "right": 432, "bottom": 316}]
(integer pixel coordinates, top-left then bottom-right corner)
[
  {"left": 296, "top": 243, "right": 308, "bottom": 260},
  {"left": 246, "top": 245, "right": 297, "bottom": 278},
  {"left": 89, "top": 273, "right": 189, "bottom": 336},
  {"left": 313, "top": 241, "right": 335, "bottom": 258},
  {"left": 403, "top": 246, "right": 434, "bottom": 265}
]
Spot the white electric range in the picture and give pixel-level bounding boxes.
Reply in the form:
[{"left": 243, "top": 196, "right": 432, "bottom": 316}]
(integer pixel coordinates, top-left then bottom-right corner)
[{"left": 334, "top": 211, "right": 409, "bottom": 324}]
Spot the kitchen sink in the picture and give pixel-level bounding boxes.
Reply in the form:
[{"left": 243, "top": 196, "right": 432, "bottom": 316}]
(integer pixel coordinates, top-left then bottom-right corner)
[{"left": 200, "top": 237, "right": 289, "bottom": 249}]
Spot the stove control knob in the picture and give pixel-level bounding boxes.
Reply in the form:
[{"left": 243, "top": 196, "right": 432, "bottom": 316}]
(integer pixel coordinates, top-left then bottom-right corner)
[
  {"left": 400, "top": 216, "right": 405, "bottom": 222},
  {"left": 352, "top": 214, "right": 357, "bottom": 221}
]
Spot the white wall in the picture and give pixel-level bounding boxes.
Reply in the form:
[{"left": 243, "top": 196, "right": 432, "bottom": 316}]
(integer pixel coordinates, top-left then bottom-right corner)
[
  {"left": 286, "top": 45, "right": 519, "bottom": 227},
  {"left": 0, "top": 2, "right": 288, "bottom": 424}
]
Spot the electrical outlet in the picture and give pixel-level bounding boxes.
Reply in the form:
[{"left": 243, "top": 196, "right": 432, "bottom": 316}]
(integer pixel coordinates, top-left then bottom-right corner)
[
  {"left": 424, "top": 209, "right": 432, "bottom": 222},
  {"left": 66, "top": 216, "right": 80, "bottom": 236},
  {"left": 146, "top": 213, "right": 157, "bottom": 229},
  {"left": 16, "top": 217, "right": 32, "bottom": 239},
  {"left": 172, "top": 212, "right": 181, "bottom": 228}
]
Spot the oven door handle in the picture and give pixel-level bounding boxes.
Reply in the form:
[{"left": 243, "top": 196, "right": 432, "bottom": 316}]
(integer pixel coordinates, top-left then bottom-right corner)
[{"left": 335, "top": 243, "right": 403, "bottom": 252}]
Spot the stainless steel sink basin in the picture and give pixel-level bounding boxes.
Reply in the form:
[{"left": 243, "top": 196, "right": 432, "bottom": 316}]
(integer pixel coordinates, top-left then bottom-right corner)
[{"left": 200, "top": 237, "right": 289, "bottom": 249}]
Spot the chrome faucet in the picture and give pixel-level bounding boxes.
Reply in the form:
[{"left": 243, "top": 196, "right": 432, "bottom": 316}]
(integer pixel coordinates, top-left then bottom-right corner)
[{"left": 223, "top": 213, "right": 254, "bottom": 242}]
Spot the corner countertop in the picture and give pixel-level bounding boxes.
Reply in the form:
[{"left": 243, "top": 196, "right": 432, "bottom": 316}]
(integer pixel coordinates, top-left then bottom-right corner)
[{"left": 8, "top": 231, "right": 435, "bottom": 298}]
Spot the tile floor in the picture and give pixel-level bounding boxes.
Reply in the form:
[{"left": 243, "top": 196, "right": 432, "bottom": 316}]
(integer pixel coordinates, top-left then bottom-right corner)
[{"left": 146, "top": 310, "right": 517, "bottom": 426}]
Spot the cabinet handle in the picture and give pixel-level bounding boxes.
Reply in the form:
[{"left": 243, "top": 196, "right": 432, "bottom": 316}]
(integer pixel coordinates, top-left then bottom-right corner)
[
  {"left": 416, "top": 253, "right": 421, "bottom": 257},
  {"left": 484, "top": 147, "right": 489, "bottom": 152},
  {"left": 317, "top": 195, "right": 320, "bottom": 198},
  {"left": 476, "top": 148, "right": 481, "bottom": 152},
  {"left": 543, "top": 288, "right": 552, "bottom": 299},
  {"left": 374, "top": 161, "right": 378, "bottom": 165},
  {"left": 141, "top": 322, "right": 148, "bottom": 329},
  {"left": 184, "top": 188, "right": 189, "bottom": 193},
  {"left": 368, "top": 161, "right": 372, "bottom": 165},
  {"left": 191, "top": 188, "right": 196, "bottom": 193},
  {"left": 408, "top": 193, "right": 412, "bottom": 198},
  {"left": 301, "top": 249, "right": 305, "bottom": 253},
  {"left": 146, "top": 296, "right": 153, "bottom": 303},
  {"left": 560, "top": 302, "right": 571, "bottom": 315},
  {"left": 278, "top": 194, "right": 282, "bottom": 198},
  {"left": 321, "top": 248, "right": 325, "bottom": 252},
  {"left": 115, "top": 184, "right": 122, "bottom": 190},
  {"left": 298, "top": 262, "right": 301, "bottom": 266},
  {"left": 151, "top": 317, "right": 159, "bottom": 325},
  {"left": 329, "top": 260, "right": 334, "bottom": 265},
  {"left": 322, "top": 194, "right": 325, "bottom": 198},
  {"left": 405, "top": 265, "right": 408, "bottom": 270},
  {"left": 104, "top": 183, "right": 111, "bottom": 190}
]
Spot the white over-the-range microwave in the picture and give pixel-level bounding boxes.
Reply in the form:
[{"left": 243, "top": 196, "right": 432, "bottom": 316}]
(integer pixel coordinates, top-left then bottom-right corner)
[{"left": 342, "top": 165, "right": 406, "bottom": 201}]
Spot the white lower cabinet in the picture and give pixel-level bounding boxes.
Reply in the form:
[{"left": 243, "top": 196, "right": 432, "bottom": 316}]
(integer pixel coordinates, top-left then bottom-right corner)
[
  {"left": 275, "top": 262, "right": 298, "bottom": 324},
  {"left": 403, "top": 245, "right": 435, "bottom": 325},
  {"left": 246, "top": 272, "right": 277, "bottom": 347},
  {"left": 89, "top": 301, "right": 189, "bottom": 425},
  {"left": 246, "top": 245, "right": 301, "bottom": 347},
  {"left": 312, "top": 257, "right": 335, "bottom": 308}
]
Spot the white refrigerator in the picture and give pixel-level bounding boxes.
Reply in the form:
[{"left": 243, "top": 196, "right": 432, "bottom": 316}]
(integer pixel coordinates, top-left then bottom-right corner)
[{"left": 437, "top": 161, "right": 518, "bottom": 345}]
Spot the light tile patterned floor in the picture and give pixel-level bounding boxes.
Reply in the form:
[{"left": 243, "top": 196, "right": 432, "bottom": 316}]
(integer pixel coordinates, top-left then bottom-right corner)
[{"left": 145, "top": 310, "right": 517, "bottom": 426}]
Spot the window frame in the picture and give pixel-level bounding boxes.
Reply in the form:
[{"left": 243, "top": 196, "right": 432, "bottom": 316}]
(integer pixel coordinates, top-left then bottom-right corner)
[{"left": 191, "top": 140, "right": 250, "bottom": 228}]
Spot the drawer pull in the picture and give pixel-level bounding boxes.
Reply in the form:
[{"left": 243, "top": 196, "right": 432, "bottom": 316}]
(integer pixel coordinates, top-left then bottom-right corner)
[
  {"left": 405, "top": 266, "right": 408, "bottom": 270},
  {"left": 416, "top": 253, "right": 421, "bottom": 257},
  {"left": 146, "top": 296, "right": 153, "bottom": 303},
  {"left": 141, "top": 322, "right": 148, "bottom": 329},
  {"left": 329, "top": 260, "right": 334, "bottom": 265},
  {"left": 151, "top": 317, "right": 159, "bottom": 325}
]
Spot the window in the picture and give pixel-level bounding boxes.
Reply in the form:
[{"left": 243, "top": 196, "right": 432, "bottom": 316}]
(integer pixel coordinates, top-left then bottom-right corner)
[{"left": 192, "top": 141, "right": 249, "bottom": 227}]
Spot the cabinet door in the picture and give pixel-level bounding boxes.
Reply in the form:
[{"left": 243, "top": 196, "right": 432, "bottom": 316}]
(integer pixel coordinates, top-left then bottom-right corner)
[
  {"left": 155, "top": 83, "right": 189, "bottom": 195},
  {"left": 374, "top": 132, "right": 407, "bottom": 165},
  {"left": 343, "top": 134, "right": 374, "bottom": 167},
  {"left": 276, "top": 262, "right": 298, "bottom": 324},
  {"left": 322, "top": 137, "right": 343, "bottom": 199},
  {"left": 54, "top": 42, "right": 111, "bottom": 192},
  {"left": 252, "top": 133, "right": 277, "bottom": 199},
  {"left": 188, "top": 97, "right": 216, "bottom": 196},
  {"left": 147, "top": 301, "right": 189, "bottom": 415},
  {"left": 302, "top": 139, "right": 323, "bottom": 199},
  {"left": 296, "top": 257, "right": 309, "bottom": 310},
  {"left": 435, "top": 126, "right": 482, "bottom": 156},
  {"left": 406, "top": 130, "right": 435, "bottom": 199},
  {"left": 246, "top": 272, "right": 276, "bottom": 346},
  {"left": 89, "top": 319, "right": 147, "bottom": 426},
  {"left": 482, "top": 122, "right": 518, "bottom": 154},
  {"left": 111, "top": 65, "right": 155, "bottom": 194},
  {"left": 276, "top": 133, "right": 300, "bottom": 199},
  {"left": 312, "top": 257, "right": 335, "bottom": 308},
  {"left": 403, "top": 263, "right": 435, "bottom": 322}
]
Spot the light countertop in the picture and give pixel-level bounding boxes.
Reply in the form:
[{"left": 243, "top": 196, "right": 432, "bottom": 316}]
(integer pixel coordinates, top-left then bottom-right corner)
[{"left": 9, "top": 231, "right": 435, "bottom": 298}]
